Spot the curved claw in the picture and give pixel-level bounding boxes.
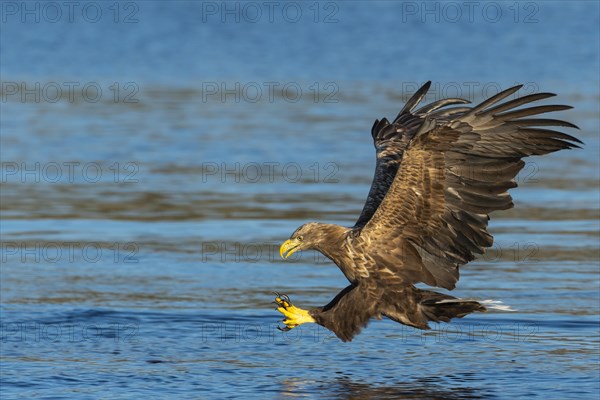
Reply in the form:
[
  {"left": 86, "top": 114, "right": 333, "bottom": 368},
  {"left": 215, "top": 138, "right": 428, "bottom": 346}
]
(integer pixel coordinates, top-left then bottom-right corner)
[
  {"left": 273, "top": 292, "right": 313, "bottom": 332},
  {"left": 273, "top": 293, "right": 292, "bottom": 308}
]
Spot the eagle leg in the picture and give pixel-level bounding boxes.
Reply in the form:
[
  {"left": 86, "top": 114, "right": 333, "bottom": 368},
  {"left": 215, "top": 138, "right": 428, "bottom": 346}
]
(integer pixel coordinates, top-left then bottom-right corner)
[{"left": 274, "top": 293, "right": 315, "bottom": 331}]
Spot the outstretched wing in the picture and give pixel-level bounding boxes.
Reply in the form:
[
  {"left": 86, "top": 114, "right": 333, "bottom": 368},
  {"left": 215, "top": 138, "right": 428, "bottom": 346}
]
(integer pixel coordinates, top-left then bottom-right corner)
[
  {"left": 353, "top": 81, "right": 471, "bottom": 228},
  {"left": 356, "top": 85, "right": 581, "bottom": 290}
]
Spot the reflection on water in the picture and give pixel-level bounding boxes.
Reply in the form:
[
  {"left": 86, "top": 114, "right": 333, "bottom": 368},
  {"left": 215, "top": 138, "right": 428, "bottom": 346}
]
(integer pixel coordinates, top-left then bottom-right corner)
[
  {"left": 279, "top": 376, "right": 496, "bottom": 399},
  {"left": 316, "top": 377, "right": 490, "bottom": 399}
]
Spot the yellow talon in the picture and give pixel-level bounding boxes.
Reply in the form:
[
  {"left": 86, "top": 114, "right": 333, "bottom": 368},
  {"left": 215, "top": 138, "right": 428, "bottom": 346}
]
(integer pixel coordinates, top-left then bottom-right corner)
[{"left": 274, "top": 293, "right": 315, "bottom": 330}]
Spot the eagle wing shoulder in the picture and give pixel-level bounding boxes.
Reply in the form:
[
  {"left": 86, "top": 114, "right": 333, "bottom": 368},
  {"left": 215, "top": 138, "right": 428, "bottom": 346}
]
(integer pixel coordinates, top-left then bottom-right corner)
[{"left": 354, "top": 81, "right": 470, "bottom": 229}]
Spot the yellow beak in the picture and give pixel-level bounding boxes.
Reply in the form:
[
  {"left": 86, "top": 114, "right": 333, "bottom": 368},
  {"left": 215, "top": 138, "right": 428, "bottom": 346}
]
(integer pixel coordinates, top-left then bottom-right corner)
[{"left": 280, "top": 239, "right": 301, "bottom": 259}]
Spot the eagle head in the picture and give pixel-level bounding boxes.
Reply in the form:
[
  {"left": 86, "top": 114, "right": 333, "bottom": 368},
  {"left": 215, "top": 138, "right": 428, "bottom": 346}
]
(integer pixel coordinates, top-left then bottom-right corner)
[{"left": 279, "top": 222, "right": 331, "bottom": 259}]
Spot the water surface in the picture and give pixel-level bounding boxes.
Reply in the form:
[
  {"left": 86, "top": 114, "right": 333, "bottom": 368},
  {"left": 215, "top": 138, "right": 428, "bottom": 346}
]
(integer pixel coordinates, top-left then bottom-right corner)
[{"left": 1, "top": 2, "right": 599, "bottom": 399}]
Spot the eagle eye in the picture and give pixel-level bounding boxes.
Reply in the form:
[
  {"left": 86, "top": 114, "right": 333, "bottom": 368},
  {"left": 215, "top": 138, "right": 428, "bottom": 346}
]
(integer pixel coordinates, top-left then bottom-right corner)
[{"left": 297, "top": 235, "right": 304, "bottom": 241}]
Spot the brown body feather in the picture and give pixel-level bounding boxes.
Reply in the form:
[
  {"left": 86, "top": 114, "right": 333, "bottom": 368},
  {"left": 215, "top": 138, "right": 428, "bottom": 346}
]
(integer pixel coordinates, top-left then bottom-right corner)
[{"left": 284, "top": 81, "right": 581, "bottom": 341}]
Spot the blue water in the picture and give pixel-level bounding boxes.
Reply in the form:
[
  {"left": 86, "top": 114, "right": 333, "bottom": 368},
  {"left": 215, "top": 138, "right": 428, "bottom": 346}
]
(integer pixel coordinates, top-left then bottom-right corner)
[{"left": 1, "top": 1, "right": 599, "bottom": 398}]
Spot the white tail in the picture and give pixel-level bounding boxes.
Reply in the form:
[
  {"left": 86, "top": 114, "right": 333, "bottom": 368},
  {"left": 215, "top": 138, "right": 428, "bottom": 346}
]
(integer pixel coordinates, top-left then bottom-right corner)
[{"left": 481, "top": 300, "right": 516, "bottom": 312}]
